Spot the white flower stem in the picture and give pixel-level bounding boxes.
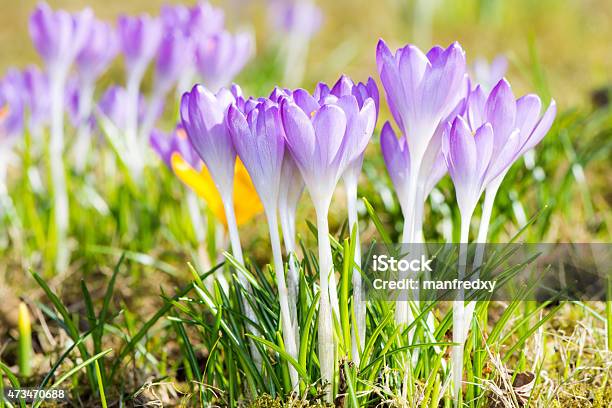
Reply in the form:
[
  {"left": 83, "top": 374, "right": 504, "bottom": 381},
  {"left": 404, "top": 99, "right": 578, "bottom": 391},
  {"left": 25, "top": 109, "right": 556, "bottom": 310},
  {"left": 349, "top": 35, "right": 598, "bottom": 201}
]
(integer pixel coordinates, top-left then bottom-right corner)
[
  {"left": 345, "top": 179, "right": 365, "bottom": 364},
  {"left": 452, "top": 213, "right": 472, "bottom": 402},
  {"left": 315, "top": 205, "right": 335, "bottom": 402},
  {"left": 462, "top": 182, "right": 500, "bottom": 336},
  {"left": 279, "top": 203, "right": 299, "bottom": 339},
  {"left": 186, "top": 189, "right": 206, "bottom": 243},
  {"left": 397, "top": 166, "right": 419, "bottom": 327},
  {"left": 125, "top": 71, "right": 144, "bottom": 178},
  {"left": 267, "top": 209, "right": 300, "bottom": 390},
  {"left": 222, "top": 193, "right": 262, "bottom": 368},
  {"left": 50, "top": 71, "right": 69, "bottom": 271},
  {"left": 73, "top": 80, "right": 95, "bottom": 173}
]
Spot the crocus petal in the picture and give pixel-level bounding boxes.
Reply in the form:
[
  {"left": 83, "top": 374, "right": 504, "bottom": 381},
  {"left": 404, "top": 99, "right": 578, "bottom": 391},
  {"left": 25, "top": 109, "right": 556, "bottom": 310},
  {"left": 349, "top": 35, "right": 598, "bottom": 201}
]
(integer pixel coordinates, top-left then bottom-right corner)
[
  {"left": 229, "top": 102, "right": 285, "bottom": 209},
  {"left": 515, "top": 94, "right": 542, "bottom": 145},
  {"left": 77, "top": 19, "right": 118, "bottom": 81},
  {"left": 377, "top": 39, "right": 411, "bottom": 133},
  {"left": 180, "top": 84, "right": 237, "bottom": 196},
  {"left": 312, "top": 104, "right": 346, "bottom": 166},
  {"left": 313, "top": 82, "right": 331, "bottom": 101},
  {"left": 172, "top": 152, "right": 227, "bottom": 224},
  {"left": 519, "top": 99, "right": 556, "bottom": 155},
  {"left": 473, "top": 123, "right": 494, "bottom": 184},
  {"left": 426, "top": 45, "right": 444, "bottom": 63},
  {"left": 233, "top": 158, "right": 266, "bottom": 224},
  {"left": 380, "top": 121, "right": 409, "bottom": 195},
  {"left": 398, "top": 44, "right": 429, "bottom": 113},
  {"left": 485, "top": 128, "right": 520, "bottom": 184},
  {"left": 445, "top": 117, "right": 477, "bottom": 200},
  {"left": 293, "top": 88, "right": 319, "bottom": 115},
  {"left": 281, "top": 100, "right": 316, "bottom": 167},
  {"left": 330, "top": 75, "right": 355, "bottom": 97},
  {"left": 466, "top": 85, "right": 486, "bottom": 130},
  {"left": 171, "top": 153, "right": 262, "bottom": 227},
  {"left": 485, "top": 78, "right": 516, "bottom": 146},
  {"left": 419, "top": 42, "right": 466, "bottom": 123}
]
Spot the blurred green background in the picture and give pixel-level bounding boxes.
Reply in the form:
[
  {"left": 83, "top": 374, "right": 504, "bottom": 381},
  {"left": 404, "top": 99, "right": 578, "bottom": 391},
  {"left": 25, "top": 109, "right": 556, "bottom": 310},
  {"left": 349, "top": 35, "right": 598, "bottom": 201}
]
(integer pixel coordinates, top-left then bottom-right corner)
[{"left": 1, "top": 0, "right": 611, "bottom": 109}]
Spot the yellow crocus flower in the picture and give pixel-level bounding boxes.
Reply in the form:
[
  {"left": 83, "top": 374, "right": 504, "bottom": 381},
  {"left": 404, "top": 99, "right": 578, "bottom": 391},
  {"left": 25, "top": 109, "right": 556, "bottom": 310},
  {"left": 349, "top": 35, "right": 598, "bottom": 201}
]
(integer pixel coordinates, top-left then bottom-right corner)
[{"left": 171, "top": 153, "right": 263, "bottom": 227}]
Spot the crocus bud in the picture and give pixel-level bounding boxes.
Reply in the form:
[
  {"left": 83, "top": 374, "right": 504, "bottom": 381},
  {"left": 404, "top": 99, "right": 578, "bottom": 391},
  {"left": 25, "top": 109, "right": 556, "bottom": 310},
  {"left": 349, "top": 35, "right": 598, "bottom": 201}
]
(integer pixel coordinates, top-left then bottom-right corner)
[
  {"left": 465, "top": 79, "right": 557, "bottom": 192},
  {"left": 76, "top": 19, "right": 118, "bottom": 83},
  {"left": 29, "top": 2, "right": 94, "bottom": 77},
  {"left": 180, "top": 84, "right": 241, "bottom": 200},
  {"left": 22, "top": 66, "right": 50, "bottom": 131},
  {"left": 0, "top": 69, "right": 25, "bottom": 140},
  {"left": 376, "top": 40, "right": 467, "bottom": 165},
  {"left": 442, "top": 117, "right": 494, "bottom": 219},
  {"left": 155, "top": 29, "right": 192, "bottom": 94},
  {"left": 117, "top": 14, "right": 162, "bottom": 79},
  {"left": 194, "top": 31, "right": 254, "bottom": 92},
  {"left": 227, "top": 101, "right": 285, "bottom": 210}
]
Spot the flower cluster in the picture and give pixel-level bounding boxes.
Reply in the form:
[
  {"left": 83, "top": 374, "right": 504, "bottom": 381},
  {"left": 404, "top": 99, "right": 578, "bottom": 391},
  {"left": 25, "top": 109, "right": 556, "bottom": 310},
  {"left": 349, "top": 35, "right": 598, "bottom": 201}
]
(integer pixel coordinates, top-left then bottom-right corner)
[
  {"left": 178, "top": 75, "right": 377, "bottom": 393},
  {"left": 162, "top": 36, "right": 555, "bottom": 399},
  {"left": 376, "top": 39, "right": 556, "bottom": 399}
]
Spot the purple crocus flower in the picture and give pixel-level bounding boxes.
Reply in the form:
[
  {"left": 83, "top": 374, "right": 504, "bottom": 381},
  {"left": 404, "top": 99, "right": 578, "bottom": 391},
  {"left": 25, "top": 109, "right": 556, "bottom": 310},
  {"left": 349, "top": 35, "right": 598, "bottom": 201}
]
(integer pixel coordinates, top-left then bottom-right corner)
[
  {"left": 117, "top": 14, "right": 162, "bottom": 77},
  {"left": 29, "top": 3, "right": 93, "bottom": 270},
  {"left": 162, "top": 2, "right": 224, "bottom": 37},
  {"left": 194, "top": 31, "right": 254, "bottom": 92},
  {"left": 188, "top": 2, "right": 225, "bottom": 38},
  {"left": 464, "top": 79, "right": 557, "bottom": 192},
  {"left": 29, "top": 3, "right": 93, "bottom": 76},
  {"left": 180, "top": 84, "right": 263, "bottom": 365},
  {"left": 376, "top": 40, "right": 466, "bottom": 158},
  {"left": 281, "top": 90, "right": 375, "bottom": 208},
  {"left": 76, "top": 19, "right": 118, "bottom": 83},
  {"left": 442, "top": 117, "right": 494, "bottom": 219},
  {"left": 226, "top": 99, "right": 300, "bottom": 388},
  {"left": 160, "top": 4, "right": 191, "bottom": 31},
  {"left": 0, "top": 82, "right": 21, "bottom": 182},
  {"left": 150, "top": 125, "right": 201, "bottom": 170},
  {"left": 376, "top": 39, "right": 467, "bottom": 245},
  {"left": 155, "top": 30, "right": 192, "bottom": 93},
  {"left": 138, "top": 28, "right": 193, "bottom": 143},
  {"left": 0, "top": 70, "right": 24, "bottom": 141},
  {"left": 380, "top": 122, "right": 450, "bottom": 212},
  {"left": 442, "top": 116, "right": 494, "bottom": 400},
  {"left": 442, "top": 79, "right": 556, "bottom": 400},
  {"left": 22, "top": 66, "right": 50, "bottom": 134},
  {"left": 227, "top": 101, "right": 285, "bottom": 210},
  {"left": 70, "top": 19, "right": 118, "bottom": 172},
  {"left": 280, "top": 86, "right": 375, "bottom": 396},
  {"left": 180, "top": 84, "right": 242, "bottom": 202},
  {"left": 117, "top": 14, "right": 162, "bottom": 167},
  {"left": 320, "top": 74, "right": 378, "bottom": 363},
  {"left": 266, "top": 87, "right": 304, "bottom": 330}
]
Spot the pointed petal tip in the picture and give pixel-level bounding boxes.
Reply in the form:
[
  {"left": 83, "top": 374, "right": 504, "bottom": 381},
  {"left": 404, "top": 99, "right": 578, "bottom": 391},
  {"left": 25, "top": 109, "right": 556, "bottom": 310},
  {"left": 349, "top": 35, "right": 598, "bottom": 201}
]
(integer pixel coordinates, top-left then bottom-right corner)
[{"left": 376, "top": 39, "right": 392, "bottom": 61}]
